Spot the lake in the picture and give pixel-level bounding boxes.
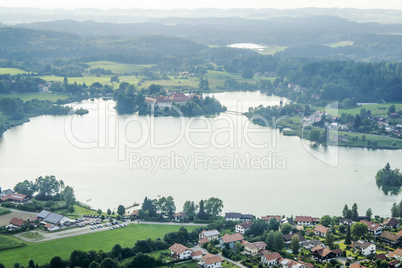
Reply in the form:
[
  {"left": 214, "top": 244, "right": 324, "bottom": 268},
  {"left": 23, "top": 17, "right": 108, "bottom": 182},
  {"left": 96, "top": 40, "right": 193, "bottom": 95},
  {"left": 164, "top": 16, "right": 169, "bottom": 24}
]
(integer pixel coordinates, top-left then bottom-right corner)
[{"left": 0, "top": 91, "right": 401, "bottom": 217}]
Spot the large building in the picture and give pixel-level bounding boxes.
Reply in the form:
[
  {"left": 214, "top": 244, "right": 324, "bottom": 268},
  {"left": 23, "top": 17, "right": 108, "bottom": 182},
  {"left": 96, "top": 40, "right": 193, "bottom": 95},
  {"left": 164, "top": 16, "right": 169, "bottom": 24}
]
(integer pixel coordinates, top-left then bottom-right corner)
[
  {"left": 145, "top": 92, "right": 194, "bottom": 109},
  {"left": 0, "top": 193, "right": 29, "bottom": 204}
]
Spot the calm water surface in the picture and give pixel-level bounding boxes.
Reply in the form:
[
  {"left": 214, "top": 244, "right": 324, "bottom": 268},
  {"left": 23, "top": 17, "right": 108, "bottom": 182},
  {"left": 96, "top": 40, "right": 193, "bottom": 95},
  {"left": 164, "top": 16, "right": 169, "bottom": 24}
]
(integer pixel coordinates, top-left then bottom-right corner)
[{"left": 0, "top": 91, "right": 400, "bottom": 217}]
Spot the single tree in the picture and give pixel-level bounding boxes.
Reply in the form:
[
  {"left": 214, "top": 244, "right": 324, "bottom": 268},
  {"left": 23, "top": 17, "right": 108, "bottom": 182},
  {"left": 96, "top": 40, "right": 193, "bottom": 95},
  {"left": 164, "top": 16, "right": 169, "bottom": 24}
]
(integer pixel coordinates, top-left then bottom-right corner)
[
  {"left": 351, "top": 203, "right": 359, "bottom": 221},
  {"left": 273, "top": 231, "right": 285, "bottom": 251},
  {"left": 117, "top": 205, "right": 125, "bottom": 216},
  {"left": 107, "top": 209, "right": 111, "bottom": 216},
  {"left": 366, "top": 208, "right": 373, "bottom": 219},
  {"left": 351, "top": 222, "right": 368, "bottom": 238},
  {"left": 325, "top": 233, "right": 335, "bottom": 249},
  {"left": 345, "top": 225, "right": 352, "bottom": 245},
  {"left": 291, "top": 235, "right": 300, "bottom": 254},
  {"left": 281, "top": 223, "right": 293, "bottom": 235}
]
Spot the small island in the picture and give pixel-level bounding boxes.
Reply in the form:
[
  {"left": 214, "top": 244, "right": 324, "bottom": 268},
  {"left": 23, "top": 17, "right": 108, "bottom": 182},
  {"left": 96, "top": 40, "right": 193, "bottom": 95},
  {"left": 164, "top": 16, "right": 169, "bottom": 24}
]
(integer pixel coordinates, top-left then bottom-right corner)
[
  {"left": 376, "top": 163, "right": 402, "bottom": 194},
  {"left": 74, "top": 108, "right": 89, "bottom": 115}
]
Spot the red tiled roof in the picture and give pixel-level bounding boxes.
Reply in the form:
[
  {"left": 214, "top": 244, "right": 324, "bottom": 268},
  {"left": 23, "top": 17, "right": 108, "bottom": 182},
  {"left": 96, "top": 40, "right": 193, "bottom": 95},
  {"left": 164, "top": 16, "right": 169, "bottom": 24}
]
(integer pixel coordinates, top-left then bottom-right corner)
[
  {"left": 314, "top": 225, "right": 329, "bottom": 234},
  {"left": 202, "top": 254, "right": 222, "bottom": 265},
  {"left": 10, "top": 217, "right": 25, "bottom": 226},
  {"left": 263, "top": 252, "right": 282, "bottom": 261},
  {"left": 245, "top": 241, "right": 267, "bottom": 250},
  {"left": 169, "top": 243, "right": 190, "bottom": 254},
  {"left": 1, "top": 193, "right": 27, "bottom": 202},
  {"left": 220, "top": 233, "right": 244, "bottom": 243},
  {"left": 191, "top": 250, "right": 203, "bottom": 257},
  {"left": 360, "top": 220, "right": 380, "bottom": 230},
  {"left": 198, "top": 238, "right": 209, "bottom": 244},
  {"left": 295, "top": 216, "right": 317, "bottom": 222},
  {"left": 130, "top": 210, "right": 140, "bottom": 216},
  {"left": 173, "top": 211, "right": 187, "bottom": 218},
  {"left": 381, "top": 231, "right": 402, "bottom": 242}
]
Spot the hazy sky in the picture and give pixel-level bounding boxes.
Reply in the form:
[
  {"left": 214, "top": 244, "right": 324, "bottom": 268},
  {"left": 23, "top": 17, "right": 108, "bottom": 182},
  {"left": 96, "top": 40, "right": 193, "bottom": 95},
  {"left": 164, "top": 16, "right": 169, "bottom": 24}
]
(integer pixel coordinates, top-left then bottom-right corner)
[{"left": 1, "top": 0, "right": 402, "bottom": 10}]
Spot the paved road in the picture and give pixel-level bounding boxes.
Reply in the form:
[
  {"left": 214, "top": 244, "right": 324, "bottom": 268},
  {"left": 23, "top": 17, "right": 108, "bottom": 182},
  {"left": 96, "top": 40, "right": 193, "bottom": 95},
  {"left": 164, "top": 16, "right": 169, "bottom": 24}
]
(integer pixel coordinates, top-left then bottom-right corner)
[{"left": 14, "top": 220, "right": 207, "bottom": 243}]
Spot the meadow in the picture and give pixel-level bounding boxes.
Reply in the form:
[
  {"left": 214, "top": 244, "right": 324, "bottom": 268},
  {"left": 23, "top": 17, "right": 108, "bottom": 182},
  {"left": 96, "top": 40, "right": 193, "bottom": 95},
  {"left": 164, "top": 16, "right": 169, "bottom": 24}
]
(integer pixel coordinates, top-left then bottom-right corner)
[
  {"left": 0, "top": 224, "right": 200, "bottom": 267},
  {"left": 0, "top": 235, "right": 26, "bottom": 251},
  {"left": 322, "top": 103, "right": 402, "bottom": 117},
  {"left": 0, "top": 92, "right": 69, "bottom": 102},
  {"left": 0, "top": 68, "right": 28, "bottom": 75}
]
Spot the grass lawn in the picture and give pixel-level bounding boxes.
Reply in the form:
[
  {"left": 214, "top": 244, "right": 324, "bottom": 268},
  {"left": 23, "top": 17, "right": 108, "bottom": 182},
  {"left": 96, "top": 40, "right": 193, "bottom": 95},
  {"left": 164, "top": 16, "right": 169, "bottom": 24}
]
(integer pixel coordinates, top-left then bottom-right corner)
[
  {"left": 0, "top": 224, "right": 200, "bottom": 267},
  {"left": 0, "top": 235, "right": 26, "bottom": 251},
  {"left": 86, "top": 61, "right": 154, "bottom": 74},
  {"left": 0, "top": 93, "right": 69, "bottom": 102},
  {"left": 139, "top": 77, "right": 199, "bottom": 90},
  {"left": 20, "top": 232, "right": 44, "bottom": 241},
  {"left": 259, "top": 45, "right": 287, "bottom": 54},
  {"left": 0, "top": 68, "right": 28, "bottom": 75},
  {"left": 0, "top": 208, "right": 11, "bottom": 216}
]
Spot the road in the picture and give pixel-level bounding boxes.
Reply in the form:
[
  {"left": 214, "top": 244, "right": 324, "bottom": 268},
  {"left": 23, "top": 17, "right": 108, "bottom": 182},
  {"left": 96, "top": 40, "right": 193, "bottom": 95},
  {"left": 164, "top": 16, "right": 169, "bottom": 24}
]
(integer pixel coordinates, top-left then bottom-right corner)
[{"left": 14, "top": 220, "right": 207, "bottom": 243}]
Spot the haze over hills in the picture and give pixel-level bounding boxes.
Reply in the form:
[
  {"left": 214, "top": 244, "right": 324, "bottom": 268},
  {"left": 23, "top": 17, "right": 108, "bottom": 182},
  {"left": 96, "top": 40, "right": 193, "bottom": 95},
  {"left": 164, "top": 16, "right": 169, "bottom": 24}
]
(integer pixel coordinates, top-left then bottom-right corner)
[{"left": 2, "top": 7, "right": 402, "bottom": 24}]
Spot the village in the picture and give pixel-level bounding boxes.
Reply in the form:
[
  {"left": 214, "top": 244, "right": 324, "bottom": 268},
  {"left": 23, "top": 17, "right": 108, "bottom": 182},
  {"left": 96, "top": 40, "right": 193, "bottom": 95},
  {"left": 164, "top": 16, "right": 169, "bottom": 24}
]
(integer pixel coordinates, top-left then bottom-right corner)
[{"left": 2, "top": 186, "right": 402, "bottom": 268}]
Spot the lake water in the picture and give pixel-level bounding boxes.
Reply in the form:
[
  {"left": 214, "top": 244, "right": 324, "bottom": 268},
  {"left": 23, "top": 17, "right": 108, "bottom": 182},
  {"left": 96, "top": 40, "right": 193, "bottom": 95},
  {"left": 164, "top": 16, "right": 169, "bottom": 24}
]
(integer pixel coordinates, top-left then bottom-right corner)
[{"left": 0, "top": 91, "right": 401, "bottom": 217}]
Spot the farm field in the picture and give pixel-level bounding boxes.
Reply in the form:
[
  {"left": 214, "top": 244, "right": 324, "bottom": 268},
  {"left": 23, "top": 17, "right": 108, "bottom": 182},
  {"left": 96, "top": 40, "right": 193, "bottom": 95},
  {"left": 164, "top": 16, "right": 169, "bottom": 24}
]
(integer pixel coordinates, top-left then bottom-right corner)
[
  {"left": 0, "top": 68, "right": 28, "bottom": 75},
  {"left": 0, "top": 224, "right": 200, "bottom": 267},
  {"left": 0, "top": 210, "right": 37, "bottom": 227},
  {"left": 86, "top": 61, "right": 154, "bottom": 74}
]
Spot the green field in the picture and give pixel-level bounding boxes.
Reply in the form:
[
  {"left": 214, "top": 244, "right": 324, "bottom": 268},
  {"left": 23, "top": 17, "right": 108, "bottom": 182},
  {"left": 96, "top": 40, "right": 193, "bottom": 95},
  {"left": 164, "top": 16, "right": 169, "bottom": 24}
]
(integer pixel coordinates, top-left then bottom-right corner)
[
  {"left": 0, "top": 68, "right": 28, "bottom": 75},
  {"left": 0, "top": 235, "right": 26, "bottom": 251},
  {"left": 38, "top": 75, "right": 113, "bottom": 85},
  {"left": 0, "top": 224, "right": 200, "bottom": 267},
  {"left": 0, "top": 208, "right": 11, "bottom": 216},
  {"left": 315, "top": 103, "right": 402, "bottom": 117},
  {"left": 86, "top": 61, "right": 154, "bottom": 74},
  {"left": 0, "top": 93, "right": 69, "bottom": 102},
  {"left": 259, "top": 45, "right": 287, "bottom": 54}
]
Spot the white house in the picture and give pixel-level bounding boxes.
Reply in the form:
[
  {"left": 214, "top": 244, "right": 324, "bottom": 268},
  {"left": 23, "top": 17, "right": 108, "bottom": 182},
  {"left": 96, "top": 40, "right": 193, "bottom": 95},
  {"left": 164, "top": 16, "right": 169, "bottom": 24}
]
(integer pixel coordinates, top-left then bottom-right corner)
[
  {"left": 295, "top": 216, "right": 319, "bottom": 226},
  {"left": 314, "top": 225, "right": 330, "bottom": 237},
  {"left": 169, "top": 243, "right": 192, "bottom": 259},
  {"left": 360, "top": 220, "right": 382, "bottom": 236},
  {"left": 261, "top": 252, "right": 282, "bottom": 266},
  {"left": 235, "top": 221, "right": 252, "bottom": 234},
  {"left": 198, "top": 254, "right": 222, "bottom": 268},
  {"left": 353, "top": 240, "right": 376, "bottom": 256},
  {"left": 199, "top": 229, "right": 220, "bottom": 241}
]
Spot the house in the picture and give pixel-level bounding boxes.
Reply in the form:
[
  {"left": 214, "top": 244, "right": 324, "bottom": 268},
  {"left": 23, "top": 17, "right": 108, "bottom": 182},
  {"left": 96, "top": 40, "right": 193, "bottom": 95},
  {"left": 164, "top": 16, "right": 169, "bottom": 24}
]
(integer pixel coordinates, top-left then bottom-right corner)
[
  {"left": 389, "top": 248, "right": 402, "bottom": 261},
  {"left": 44, "top": 223, "right": 60, "bottom": 232},
  {"left": 37, "top": 210, "right": 52, "bottom": 220},
  {"left": 199, "top": 229, "right": 220, "bottom": 241},
  {"left": 172, "top": 211, "right": 187, "bottom": 222},
  {"left": 375, "top": 253, "right": 387, "bottom": 260},
  {"left": 191, "top": 250, "right": 203, "bottom": 260},
  {"left": 283, "top": 233, "right": 305, "bottom": 244},
  {"left": 339, "top": 219, "right": 352, "bottom": 225},
  {"left": 311, "top": 246, "right": 342, "bottom": 262},
  {"left": 352, "top": 240, "right": 376, "bottom": 256},
  {"left": 235, "top": 221, "right": 252, "bottom": 234},
  {"left": 244, "top": 241, "right": 267, "bottom": 256},
  {"left": 295, "top": 216, "right": 319, "bottom": 226},
  {"left": 0, "top": 189, "right": 14, "bottom": 197},
  {"left": 198, "top": 238, "right": 209, "bottom": 246},
  {"left": 350, "top": 264, "right": 368, "bottom": 268},
  {"left": 279, "top": 258, "right": 308, "bottom": 268},
  {"left": 261, "top": 252, "right": 282, "bottom": 266},
  {"left": 383, "top": 217, "right": 400, "bottom": 229},
  {"left": 219, "top": 233, "right": 244, "bottom": 249},
  {"left": 301, "top": 239, "right": 325, "bottom": 250},
  {"left": 0, "top": 193, "right": 29, "bottom": 204},
  {"left": 389, "top": 260, "right": 401, "bottom": 268},
  {"left": 9, "top": 217, "right": 26, "bottom": 228},
  {"left": 360, "top": 220, "right": 382, "bottom": 236},
  {"left": 129, "top": 210, "right": 140, "bottom": 219},
  {"left": 380, "top": 231, "right": 402, "bottom": 245},
  {"left": 169, "top": 243, "right": 192, "bottom": 260},
  {"left": 314, "top": 225, "right": 330, "bottom": 237},
  {"left": 261, "top": 215, "right": 281, "bottom": 222},
  {"left": 198, "top": 254, "right": 222, "bottom": 268},
  {"left": 225, "top": 212, "right": 253, "bottom": 222}
]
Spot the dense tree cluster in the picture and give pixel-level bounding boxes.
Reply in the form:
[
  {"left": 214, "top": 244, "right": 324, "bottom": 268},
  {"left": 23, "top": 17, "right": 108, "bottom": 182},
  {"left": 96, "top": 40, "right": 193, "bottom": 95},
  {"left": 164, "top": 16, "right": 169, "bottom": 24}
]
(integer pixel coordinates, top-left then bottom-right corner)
[{"left": 376, "top": 162, "right": 402, "bottom": 187}]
